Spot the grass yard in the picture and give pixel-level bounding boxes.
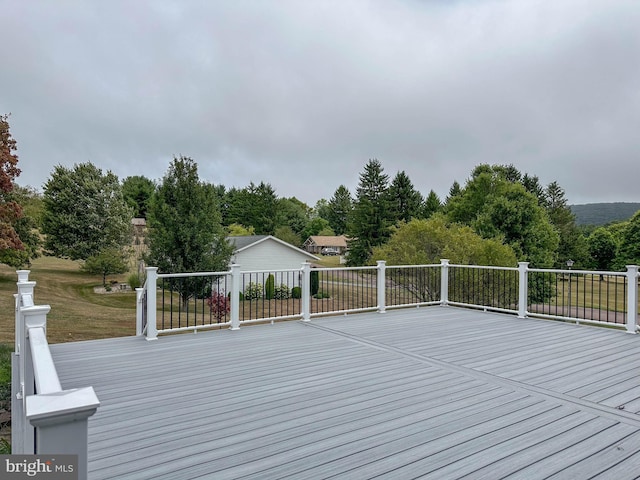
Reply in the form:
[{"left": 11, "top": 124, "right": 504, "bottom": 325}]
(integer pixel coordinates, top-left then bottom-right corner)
[{"left": 0, "top": 256, "right": 138, "bottom": 345}]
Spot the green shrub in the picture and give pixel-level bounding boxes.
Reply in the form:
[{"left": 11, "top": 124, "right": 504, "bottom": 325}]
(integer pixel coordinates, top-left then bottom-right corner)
[
  {"left": 274, "top": 284, "right": 290, "bottom": 299},
  {"left": 313, "top": 291, "right": 330, "bottom": 299},
  {"left": 244, "top": 282, "right": 263, "bottom": 300},
  {"left": 310, "top": 270, "right": 319, "bottom": 296},
  {"left": 127, "top": 273, "right": 142, "bottom": 290},
  {"left": 0, "top": 343, "right": 11, "bottom": 454},
  {"left": 265, "top": 274, "right": 275, "bottom": 300},
  {"left": 291, "top": 286, "right": 302, "bottom": 299},
  {"left": 0, "top": 438, "right": 10, "bottom": 454}
]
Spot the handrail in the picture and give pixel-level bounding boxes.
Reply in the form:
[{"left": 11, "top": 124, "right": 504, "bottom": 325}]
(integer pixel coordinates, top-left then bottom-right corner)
[
  {"left": 28, "top": 327, "right": 62, "bottom": 394},
  {"left": 139, "top": 261, "right": 640, "bottom": 337},
  {"left": 13, "top": 270, "right": 100, "bottom": 480}
]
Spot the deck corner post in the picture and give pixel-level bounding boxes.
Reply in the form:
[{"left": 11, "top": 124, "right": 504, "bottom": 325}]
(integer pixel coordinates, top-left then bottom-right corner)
[
  {"left": 16, "top": 270, "right": 36, "bottom": 354},
  {"left": 145, "top": 267, "right": 158, "bottom": 340},
  {"left": 625, "top": 265, "right": 638, "bottom": 334},
  {"left": 27, "top": 386, "right": 100, "bottom": 480},
  {"left": 518, "top": 262, "right": 529, "bottom": 318},
  {"left": 377, "top": 260, "right": 386, "bottom": 313},
  {"left": 301, "top": 262, "right": 311, "bottom": 321},
  {"left": 230, "top": 264, "right": 241, "bottom": 330},
  {"left": 440, "top": 259, "right": 449, "bottom": 306}
]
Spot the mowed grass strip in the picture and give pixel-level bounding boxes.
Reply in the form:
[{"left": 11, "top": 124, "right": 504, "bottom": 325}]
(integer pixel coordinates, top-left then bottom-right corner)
[{"left": 0, "top": 256, "right": 137, "bottom": 344}]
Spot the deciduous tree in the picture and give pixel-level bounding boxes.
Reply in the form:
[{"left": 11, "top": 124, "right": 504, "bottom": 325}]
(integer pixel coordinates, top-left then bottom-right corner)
[
  {"left": 587, "top": 227, "right": 617, "bottom": 271},
  {"left": 146, "top": 156, "right": 233, "bottom": 306},
  {"left": 42, "top": 162, "right": 132, "bottom": 260},
  {"left": 81, "top": 247, "right": 128, "bottom": 286},
  {"left": 447, "top": 164, "right": 559, "bottom": 267},
  {"left": 617, "top": 210, "right": 640, "bottom": 267},
  {"left": 0, "top": 114, "right": 35, "bottom": 267}
]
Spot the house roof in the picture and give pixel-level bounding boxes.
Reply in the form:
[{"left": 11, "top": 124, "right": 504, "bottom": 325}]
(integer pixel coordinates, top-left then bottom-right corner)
[
  {"left": 305, "top": 235, "right": 348, "bottom": 248},
  {"left": 228, "top": 235, "right": 319, "bottom": 260}
]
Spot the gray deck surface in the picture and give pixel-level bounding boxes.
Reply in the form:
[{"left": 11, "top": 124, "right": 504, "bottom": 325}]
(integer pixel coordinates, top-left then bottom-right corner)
[{"left": 50, "top": 307, "right": 640, "bottom": 479}]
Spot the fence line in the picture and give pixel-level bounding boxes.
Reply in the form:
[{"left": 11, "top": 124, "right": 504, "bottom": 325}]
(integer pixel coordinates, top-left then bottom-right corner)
[{"left": 140, "top": 260, "right": 640, "bottom": 339}]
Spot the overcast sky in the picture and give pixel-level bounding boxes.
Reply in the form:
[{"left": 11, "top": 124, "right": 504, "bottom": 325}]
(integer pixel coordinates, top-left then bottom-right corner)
[{"left": 1, "top": 0, "right": 639, "bottom": 206}]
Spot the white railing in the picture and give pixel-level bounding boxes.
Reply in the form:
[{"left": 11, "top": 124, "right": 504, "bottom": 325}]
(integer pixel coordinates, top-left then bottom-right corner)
[
  {"left": 138, "top": 260, "right": 640, "bottom": 339},
  {"left": 11, "top": 271, "right": 100, "bottom": 480}
]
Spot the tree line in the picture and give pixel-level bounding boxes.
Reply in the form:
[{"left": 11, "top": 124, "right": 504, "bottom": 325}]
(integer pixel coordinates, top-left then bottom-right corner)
[{"left": 1, "top": 114, "right": 639, "bottom": 277}]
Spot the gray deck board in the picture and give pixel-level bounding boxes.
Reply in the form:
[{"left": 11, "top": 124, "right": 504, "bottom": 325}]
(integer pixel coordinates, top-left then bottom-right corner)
[{"left": 49, "top": 306, "right": 640, "bottom": 479}]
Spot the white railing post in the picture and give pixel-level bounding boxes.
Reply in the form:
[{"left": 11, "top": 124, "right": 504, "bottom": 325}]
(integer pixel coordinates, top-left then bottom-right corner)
[
  {"left": 377, "top": 260, "right": 386, "bottom": 313},
  {"left": 625, "top": 265, "right": 638, "bottom": 334},
  {"left": 518, "top": 262, "right": 529, "bottom": 318},
  {"left": 135, "top": 287, "right": 144, "bottom": 336},
  {"left": 301, "top": 262, "right": 311, "bottom": 321},
  {"left": 16, "top": 270, "right": 35, "bottom": 354},
  {"left": 230, "top": 264, "right": 241, "bottom": 330},
  {"left": 27, "top": 387, "right": 99, "bottom": 480},
  {"left": 145, "top": 267, "right": 158, "bottom": 340},
  {"left": 440, "top": 259, "right": 449, "bottom": 306},
  {"left": 14, "top": 271, "right": 39, "bottom": 454}
]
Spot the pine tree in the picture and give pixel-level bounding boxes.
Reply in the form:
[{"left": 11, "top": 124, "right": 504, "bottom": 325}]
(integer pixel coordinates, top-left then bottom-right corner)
[
  {"left": 387, "top": 171, "right": 423, "bottom": 223},
  {"left": 326, "top": 185, "right": 352, "bottom": 235},
  {"left": 347, "top": 159, "right": 391, "bottom": 266},
  {"left": 422, "top": 190, "right": 442, "bottom": 218}
]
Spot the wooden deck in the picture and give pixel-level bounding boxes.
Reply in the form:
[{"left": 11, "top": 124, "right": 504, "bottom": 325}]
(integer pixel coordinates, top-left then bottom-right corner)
[{"left": 50, "top": 307, "right": 640, "bottom": 479}]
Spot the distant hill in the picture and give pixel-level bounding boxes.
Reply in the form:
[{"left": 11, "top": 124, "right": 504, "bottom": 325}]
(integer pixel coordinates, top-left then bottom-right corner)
[{"left": 570, "top": 203, "right": 640, "bottom": 226}]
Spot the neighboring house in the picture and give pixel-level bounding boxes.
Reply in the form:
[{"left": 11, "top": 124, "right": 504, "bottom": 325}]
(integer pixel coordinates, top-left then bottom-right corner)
[
  {"left": 303, "top": 235, "right": 349, "bottom": 255},
  {"left": 228, "top": 235, "right": 319, "bottom": 289}
]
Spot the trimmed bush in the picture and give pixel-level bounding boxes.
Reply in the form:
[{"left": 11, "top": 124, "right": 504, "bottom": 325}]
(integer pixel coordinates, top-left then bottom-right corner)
[
  {"left": 265, "top": 274, "right": 275, "bottom": 300},
  {"left": 291, "top": 286, "right": 302, "bottom": 299},
  {"left": 310, "top": 270, "right": 319, "bottom": 296}
]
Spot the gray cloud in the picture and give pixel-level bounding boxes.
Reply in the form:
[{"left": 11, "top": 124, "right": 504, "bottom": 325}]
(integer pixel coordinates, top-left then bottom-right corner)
[{"left": 1, "top": 0, "right": 639, "bottom": 205}]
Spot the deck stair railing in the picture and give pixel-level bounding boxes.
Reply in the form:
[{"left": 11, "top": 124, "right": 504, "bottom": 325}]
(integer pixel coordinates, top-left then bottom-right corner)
[
  {"left": 139, "top": 260, "right": 640, "bottom": 339},
  {"left": 12, "top": 270, "right": 100, "bottom": 480}
]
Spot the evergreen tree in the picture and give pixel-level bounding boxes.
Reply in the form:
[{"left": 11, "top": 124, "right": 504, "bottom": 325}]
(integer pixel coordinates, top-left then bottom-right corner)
[
  {"left": 544, "top": 181, "right": 588, "bottom": 267},
  {"left": 122, "top": 175, "right": 156, "bottom": 218},
  {"left": 275, "top": 197, "right": 310, "bottom": 235},
  {"left": 224, "top": 182, "right": 279, "bottom": 235},
  {"left": 347, "top": 159, "right": 391, "bottom": 266},
  {"left": 388, "top": 171, "right": 423, "bottom": 223},
  {"left": 422, "top": 190, "right": 442, "bottom": 218},
  {"left": 326, "top": 185, "right": 352, "bottom": 235},
  {"left": 445, "top": 180, "right": 462, "bottom": 203},
  {"left": 522, "top": 173, "right": 546, "bottom": 206}
]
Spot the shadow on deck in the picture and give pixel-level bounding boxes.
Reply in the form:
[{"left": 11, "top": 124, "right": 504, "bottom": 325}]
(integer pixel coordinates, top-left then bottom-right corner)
[{"left": 51, "top": 306, "right": 640, "bottom": 479}]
